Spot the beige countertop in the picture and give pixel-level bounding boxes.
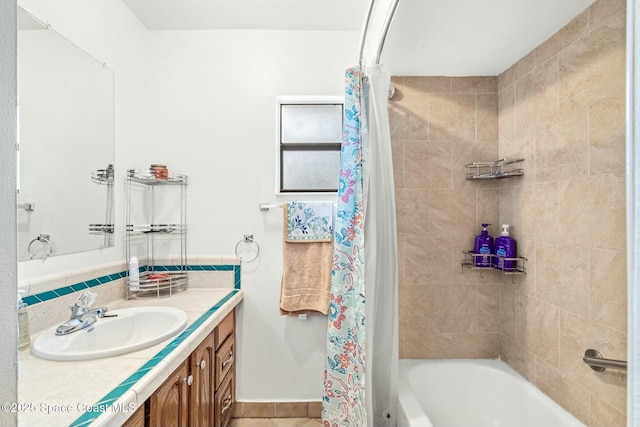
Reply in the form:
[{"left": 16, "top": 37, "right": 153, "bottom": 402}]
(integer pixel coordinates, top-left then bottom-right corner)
[{"left": 17, "top": 288, "right": 243, "bottom": 427}]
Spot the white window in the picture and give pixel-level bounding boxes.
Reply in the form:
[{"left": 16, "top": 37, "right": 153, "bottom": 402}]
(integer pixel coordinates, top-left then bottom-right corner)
[{"left": 276, "top": 96, "right": 343, "bottom": 193}]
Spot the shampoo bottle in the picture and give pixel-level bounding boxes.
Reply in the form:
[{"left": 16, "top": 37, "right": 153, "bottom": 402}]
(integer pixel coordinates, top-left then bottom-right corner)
[
  {"left": 474, "top": 224, "right": 494, "bottom": 267},
  {"left": 18, "top": 291, "right": 31, "bottom": 350},
  {"left": 493, "top": 224, "right": 517, "bottom": 271}
]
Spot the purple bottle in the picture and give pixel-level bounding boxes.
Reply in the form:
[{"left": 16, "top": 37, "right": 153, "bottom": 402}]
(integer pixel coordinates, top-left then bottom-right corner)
[
  {"left": 474, "top": 224, "right": 493, "bottom": 267},
  {"left": 493, "top": 224, "right": 517, "bottom": 271}
]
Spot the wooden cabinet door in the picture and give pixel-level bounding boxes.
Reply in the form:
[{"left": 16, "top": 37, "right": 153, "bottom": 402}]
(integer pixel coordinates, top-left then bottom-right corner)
[
  {"left": 190, "top": 333, "right": 215, "bottom": 427},
  {"left": 122, "top": 405, "right": 145, "bottom": 427},
  {"left": 149, "top": 361, "right": 189, "bottom": 427}
]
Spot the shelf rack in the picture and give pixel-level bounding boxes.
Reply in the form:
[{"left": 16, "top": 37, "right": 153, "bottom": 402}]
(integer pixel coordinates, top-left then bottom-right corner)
[
  {"left": 125, "top": 168, "right": 188, "bottom": 299},
  {"left": 465, "top": 158, "right": 524, "bottom": 180},
  {"left": 461, "top": 251, "right": 527, "bottom": 282}
]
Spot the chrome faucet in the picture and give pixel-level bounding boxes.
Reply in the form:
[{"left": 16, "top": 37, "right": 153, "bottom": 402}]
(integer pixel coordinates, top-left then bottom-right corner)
[{"left": 55, "top": 303, "right": 108, "bottom": 335}]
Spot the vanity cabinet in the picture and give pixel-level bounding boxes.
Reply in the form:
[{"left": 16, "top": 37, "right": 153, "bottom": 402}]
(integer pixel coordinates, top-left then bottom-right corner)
[
  {"left": 149, "top": 360, "right": 190, "bottom": 427},
  {"left": 128, "top": 309, "right": 235, "bottom": 427},
  {"left": 121, "top": 405, "right": 145, "bottom": 427}
]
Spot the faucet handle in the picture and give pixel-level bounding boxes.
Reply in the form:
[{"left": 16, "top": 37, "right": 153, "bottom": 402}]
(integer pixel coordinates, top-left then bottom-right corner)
[
  {"left": 70, "top": 303, "right": 87, "bottom": 318},
  {"left": 76, "top": 290, "right": 97, "bottom": 308}
]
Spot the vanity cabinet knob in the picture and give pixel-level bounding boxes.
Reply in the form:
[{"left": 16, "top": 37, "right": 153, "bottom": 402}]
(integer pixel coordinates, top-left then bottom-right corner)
[
  {"left": 183, "top": 375, "right": 193, "bottom": 386},
  {"left": 199, "top": 360, "right": 206, "bottom": 370}
]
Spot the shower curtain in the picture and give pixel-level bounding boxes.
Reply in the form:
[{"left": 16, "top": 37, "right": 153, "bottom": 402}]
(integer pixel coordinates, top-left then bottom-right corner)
[{"left": 322, "top": 65, "right": 398, "bottom": 427}]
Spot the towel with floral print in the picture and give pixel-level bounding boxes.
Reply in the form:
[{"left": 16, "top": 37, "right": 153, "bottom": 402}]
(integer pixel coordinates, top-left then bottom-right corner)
[{"left": 285, "top": 201, "right": 334, "bottom": 242}]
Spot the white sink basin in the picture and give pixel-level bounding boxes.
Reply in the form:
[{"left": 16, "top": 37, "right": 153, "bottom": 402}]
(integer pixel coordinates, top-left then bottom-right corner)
[{"left": 31, "top": 306, "right": 188, "bottom": 361}]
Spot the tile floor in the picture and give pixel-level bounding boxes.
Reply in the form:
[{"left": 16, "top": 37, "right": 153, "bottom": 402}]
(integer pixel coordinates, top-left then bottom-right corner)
[{"left": 229, "top": 418, "right": 322, "bottom": 427}]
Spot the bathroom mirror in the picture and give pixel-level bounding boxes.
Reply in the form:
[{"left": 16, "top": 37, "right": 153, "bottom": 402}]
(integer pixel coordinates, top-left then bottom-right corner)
[{"left": 16, "top": 7, "right": 115, "bottom": 262}]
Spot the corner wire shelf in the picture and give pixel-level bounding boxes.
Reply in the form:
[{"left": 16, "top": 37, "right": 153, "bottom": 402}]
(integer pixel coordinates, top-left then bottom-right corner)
[
  {"left": 91, "top": 165, "right": 115, "bottom": 184},
  {"left": 89, "top": 224, "right": 114, "bottom": 234},
  {"left": 127, "top": 169, "right": 188, "bottom": 186},
  {"left": 126, "top": 168, "right": 188, "bottom": 299},
  {"left": 461, "top": 251, "right": 527, "bottom": 283},
  {"left": 465, "top": 158, "right": 524, "bottom": 180}
]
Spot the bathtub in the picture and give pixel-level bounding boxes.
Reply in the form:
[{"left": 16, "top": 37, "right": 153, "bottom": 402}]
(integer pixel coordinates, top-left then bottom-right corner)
[{"left": 398, "top": 359, "right": 585, "bottom": 427}]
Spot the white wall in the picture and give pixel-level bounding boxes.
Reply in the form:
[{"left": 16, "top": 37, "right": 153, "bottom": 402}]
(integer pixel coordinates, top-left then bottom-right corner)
[
  {"left": 144, "top": 29, "right": 359, "bottom": 400},
  {"left": 0, "top": 0, "right": 18, "bottom": 425},
  {"left": 17, "top": 0, "right": 148, "bottom": 281},
  {"left": 15, "top": 0, "right": 360, "bottom": 402}
]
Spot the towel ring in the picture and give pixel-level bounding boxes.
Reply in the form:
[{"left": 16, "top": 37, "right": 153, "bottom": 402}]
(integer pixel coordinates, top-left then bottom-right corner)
[
  {"left": 235, "top": 234, "right": 259, "bottom": 263},
  {"left": 28, "top": 233, "right": 53, "bottom": 260}
]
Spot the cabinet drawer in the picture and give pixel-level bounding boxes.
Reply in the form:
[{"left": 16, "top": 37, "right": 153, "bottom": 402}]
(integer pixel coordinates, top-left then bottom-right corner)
[
  {"left": 215, "top": 310, "right": 235, "bottom": 350},
  {"left": 214, "top": 370, "right": 234, "bottom": 427},
  {"left": 215, "top": 334, "right": 234, "bottom": 390}
]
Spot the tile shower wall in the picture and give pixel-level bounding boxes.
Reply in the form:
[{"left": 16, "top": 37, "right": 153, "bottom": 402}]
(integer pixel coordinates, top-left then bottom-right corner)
[
  {"left": 393, "top": 0, "right": 627, "bottom": 424},
  {"left": 391, "top": 76, "right": 503, "bottom": 359},
  {"left": 498, "top": 0, "right": 627, "bottom": 425}
]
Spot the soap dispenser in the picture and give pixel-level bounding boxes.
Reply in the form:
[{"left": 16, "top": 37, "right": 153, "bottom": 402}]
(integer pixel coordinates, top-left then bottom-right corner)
[
  {"left": 474, "top": 224, "right": 494, "bottom": 267},
  {"left": 493, "top": 224, "right": 517, "bottom": 271},
  {"left": 18, "top": 291, "right": 31, "bottom": 350}
]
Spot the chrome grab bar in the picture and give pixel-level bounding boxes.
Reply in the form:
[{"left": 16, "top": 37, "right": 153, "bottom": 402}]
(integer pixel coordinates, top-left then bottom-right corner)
[{"left": 583, "top": 349, "right": 627, "bottom": 372}]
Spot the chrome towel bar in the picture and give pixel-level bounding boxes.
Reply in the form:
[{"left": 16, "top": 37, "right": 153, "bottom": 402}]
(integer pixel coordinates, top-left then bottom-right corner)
[{"left": 583, "top": 349, "right": 627, "bottom": 372}]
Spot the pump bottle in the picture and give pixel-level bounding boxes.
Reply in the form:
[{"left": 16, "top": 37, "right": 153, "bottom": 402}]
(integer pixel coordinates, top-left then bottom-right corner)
[
  {"left": 474, "top": 224, "right": 493, "bottom": 267},
  {"left": 493, "top": 224, "right": 517, "bottom": 271}
]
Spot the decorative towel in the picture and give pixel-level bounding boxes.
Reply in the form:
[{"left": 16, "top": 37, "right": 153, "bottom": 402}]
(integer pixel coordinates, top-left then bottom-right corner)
[
  {"left": 285, "top": 201, "right": 334, "bottom": 242},
  {"left": 280, "top": 202, "right": 334, "bottom": 316}
]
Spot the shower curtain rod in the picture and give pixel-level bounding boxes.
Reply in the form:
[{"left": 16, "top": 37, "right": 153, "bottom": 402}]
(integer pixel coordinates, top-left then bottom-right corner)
[{"left": 358, "top": 0, "right": 402, "bottom": 67}]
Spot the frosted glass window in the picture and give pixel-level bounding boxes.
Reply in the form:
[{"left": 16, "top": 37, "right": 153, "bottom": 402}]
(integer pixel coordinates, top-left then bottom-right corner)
[
  {"left": 282, "top": 150, "right": 341, "bottom": 191},
  {"left": 281, "top": 104, "right": 342, "bottom": 143},
  {"left": 277, "top": 99, "right": 343, "bottom": 192}
]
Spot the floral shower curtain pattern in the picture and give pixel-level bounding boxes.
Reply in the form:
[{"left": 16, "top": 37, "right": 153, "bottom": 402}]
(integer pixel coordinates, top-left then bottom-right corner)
[{"left": 322, "top": 67, "right": 368, "bottom": 427}]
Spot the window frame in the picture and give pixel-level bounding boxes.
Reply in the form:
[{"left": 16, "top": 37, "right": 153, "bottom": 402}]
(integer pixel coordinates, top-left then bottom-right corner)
[{"left": 275, "top": 95, "right": 343, "bottom": 195}]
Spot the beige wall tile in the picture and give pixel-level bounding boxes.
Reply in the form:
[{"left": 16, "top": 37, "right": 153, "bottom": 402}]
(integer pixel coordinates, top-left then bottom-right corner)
[
  {"left": 392, "top": 139, "right": 404, "bottom": 188},
  {"left": 535, "top": 242, "right": 590, "bottom": 317},
  {"left": 588, "top": 0, "right": 626, "bottom": 30},
  {"left": 242, "top": 403, "right": 276, "bottom": 418},
  {"left": 498, "top": 51, "right": 535, "bottom": 92},
  {"left": 395, "top": 189, "right": 430, "bottom": 235},
  {"left": 559, "top": 9, "right": 626, "bottom": 116},
  {"left": 515, "top": 182, "right": 558, "bottom": 243},
  {"left": 477, "top": 285, "right": 500, "bottom": 332},
  {"left": 404, "top": 141, "right": 452, "bottom": 189},
  {"left": 559, "top": 311, "right": 627, "bottom": 413},
  {"left": 499, "top": 335, "right": 536, "bottom": 383},
  {"left": 535, "top": 112, "right": 589, "bottom": 182},
  {"left": 451, "top": 76, "right": 497, "bottom": 93},
  {"left": 427, "top": 189, "right": 477, "bottom": 240},
  {"left": 589, "top": 394, "right": 627, "bottom": 427},
  {"left": 452, "top": 140, "right": 500, "bottom": 189},
  {"left": 499, "top": 286, "right": 516, "bottom": 340},
  {"left": 590, "top": 248, "right": 627, "bottom": 332},
  {"left": 404, "top": 76, "right": 452, "bottom": 93},
  {"left": 428, "top": 285, "right": 477, "bottom": 333},
  {"left": 515, "top": 293, "right": 560, "bottom": 367},
  {"left": 535, "top": 10, "right": 589, "bottom": 66},
  {"left": 275, "top": 402, "right": 308, "bottom": 418},
  {"left": 477, "top": 93, "right": 499, "bottom": 141},
  {"left": 498, "top": 84, "right": 515, "bottom": 140},
  {"left": 558, "top": 174, "right": 626, "bottom": 249},
  {"left": 404, "top": 235, "right": 452, "bottom": 287},
  {"left": 499, "top": 129, "right": 535, "bottom": 185},
  {"left": 428, "top": 94, "right": 477, "bottom": 141},
  {"left": 535, "top": 358, "right": 590, "bottom": 424},
  {"left": 589, "top": 90, "right": 626, "bottom": 175},
  {"left": 388, "top": 79, "right": 428, "bottom": 141}
]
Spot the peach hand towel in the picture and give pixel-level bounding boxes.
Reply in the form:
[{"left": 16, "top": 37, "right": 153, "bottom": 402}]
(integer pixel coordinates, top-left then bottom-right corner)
[{"left": 280, "top": 202, "right": 333, "bottom": 316}]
